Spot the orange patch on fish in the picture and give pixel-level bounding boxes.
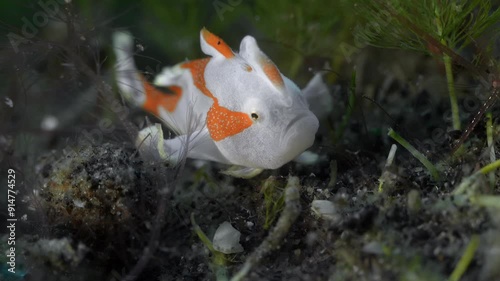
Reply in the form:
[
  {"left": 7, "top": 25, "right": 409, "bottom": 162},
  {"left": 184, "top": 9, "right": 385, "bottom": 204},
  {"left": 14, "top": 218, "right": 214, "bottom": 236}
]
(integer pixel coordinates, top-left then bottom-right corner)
[
  {"left": 261, "top": 58, "right": 284, "bottom": 87},
  {"left": 207, "top": 105, "right": 253, "bottom": 141},
  {"left": 141, "top": 76, "right": 182, "bottom": 115},
  {"left": 181, "top": 59, "right": 214, "bottom": 99},
  {"left": 201, "top": 28, "right": 235, "bottom": 59},
  {"left": 182, "top": 58, "right": 252, "bottom": 141}
]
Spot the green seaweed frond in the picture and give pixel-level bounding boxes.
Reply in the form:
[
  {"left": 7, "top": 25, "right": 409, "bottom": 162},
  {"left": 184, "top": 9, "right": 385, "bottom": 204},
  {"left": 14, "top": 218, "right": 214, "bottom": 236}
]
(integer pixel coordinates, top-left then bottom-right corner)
[
  {"left": 334, "top": 70, "right": 357, "bottom": 143},
  {"left": 453, "top": 159, "right": 500, "bottom": 208},
  {"left": 261, "top": 177, "right": 285, "bottom": 230},
  {"left": 352, "top": 0, "right": 500, "bottom": 131},
  {"left": 190, "top": 214, "right": 229, "bottom": 281},
  {"left": 388, "top": 128, "right": 440, "bottom": 181},
  {"left": 449, "top": 235, "right": 480, "bottom": 281},
  {"left": 352, "top": 0, "right": 500, "bottom": 54}
]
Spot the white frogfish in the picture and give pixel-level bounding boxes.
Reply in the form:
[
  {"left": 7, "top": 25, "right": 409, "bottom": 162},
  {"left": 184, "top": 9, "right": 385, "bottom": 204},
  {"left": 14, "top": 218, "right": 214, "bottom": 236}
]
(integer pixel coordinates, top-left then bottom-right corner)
[{"left": 113, "top": 28, "right": 329, "bottom": 178}]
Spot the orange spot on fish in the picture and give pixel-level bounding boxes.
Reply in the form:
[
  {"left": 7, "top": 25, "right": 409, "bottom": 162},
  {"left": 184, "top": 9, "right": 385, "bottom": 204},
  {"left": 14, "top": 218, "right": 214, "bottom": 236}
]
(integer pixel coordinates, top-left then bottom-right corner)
[
  {"left": 261, "top": 58, "right": 284, "bottom": 87},
  {"left": 182, "top": 59, "right": 252, "bottom": 141},
  {"left": 181, "top": 59, "right": 214, "bottom": 99},
  {"left": 141, "top": 76, "right": 183, "bottom": 115},
  {"left": 201, "top": 28, "right": 235, "bottom": 59},
  {"left": 207, "top": 105, "right": 253, "bottom": 141}
]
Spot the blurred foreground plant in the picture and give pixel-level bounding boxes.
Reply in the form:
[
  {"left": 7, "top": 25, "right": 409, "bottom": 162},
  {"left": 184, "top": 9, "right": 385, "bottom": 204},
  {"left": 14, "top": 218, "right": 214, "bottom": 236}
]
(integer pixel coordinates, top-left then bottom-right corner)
[{"left": 253, "top": 0, "right": 343, "bottom": 79}]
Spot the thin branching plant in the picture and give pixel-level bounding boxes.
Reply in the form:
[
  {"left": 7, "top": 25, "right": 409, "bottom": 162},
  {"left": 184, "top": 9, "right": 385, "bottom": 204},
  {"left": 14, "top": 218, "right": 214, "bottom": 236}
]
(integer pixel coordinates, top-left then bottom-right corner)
[{"left": 353, "top": 0, "right": 500, "bottom": 131}]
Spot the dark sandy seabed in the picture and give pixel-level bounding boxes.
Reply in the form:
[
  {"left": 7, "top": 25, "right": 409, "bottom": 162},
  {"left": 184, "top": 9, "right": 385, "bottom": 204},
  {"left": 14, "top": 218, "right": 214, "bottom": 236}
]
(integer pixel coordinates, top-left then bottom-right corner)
[{"left": 1, "top": 2, "right": 500, "bottom": 281}]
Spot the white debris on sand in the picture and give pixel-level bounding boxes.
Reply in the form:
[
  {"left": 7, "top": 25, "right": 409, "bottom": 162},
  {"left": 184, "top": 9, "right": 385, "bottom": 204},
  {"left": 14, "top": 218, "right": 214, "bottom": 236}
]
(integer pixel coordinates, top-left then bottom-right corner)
[{"left": 213, "top": 221, "right": 244, "bottom": 254}]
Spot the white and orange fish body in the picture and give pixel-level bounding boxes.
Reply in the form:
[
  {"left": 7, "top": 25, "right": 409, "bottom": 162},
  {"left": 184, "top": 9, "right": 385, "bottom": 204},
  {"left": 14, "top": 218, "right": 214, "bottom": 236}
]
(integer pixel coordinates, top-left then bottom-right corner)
[{"left": 113, "top": 28, "right": 329, "bottom": 177}]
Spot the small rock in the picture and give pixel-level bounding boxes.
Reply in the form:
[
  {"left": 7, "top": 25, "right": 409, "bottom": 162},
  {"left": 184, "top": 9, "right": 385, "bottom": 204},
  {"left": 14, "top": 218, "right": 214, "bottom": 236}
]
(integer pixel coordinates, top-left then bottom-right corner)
[
  {"left": 41, "top": 115, "right": 59, "bottom": 131},
  {"left": 4, "top": 97, "right": 13, "bottom": 108},
  {"left": 407, "top": 189, "right": 421, "bottom": 214},
  {"left": 362, "top": 241, "right": 383, "bottom": 255},
  {"left": 212, "top": 221, "right": 244, "bottom": 254},
  {"left": 311, "top": 200, "right": 337, "bottom": 220}
]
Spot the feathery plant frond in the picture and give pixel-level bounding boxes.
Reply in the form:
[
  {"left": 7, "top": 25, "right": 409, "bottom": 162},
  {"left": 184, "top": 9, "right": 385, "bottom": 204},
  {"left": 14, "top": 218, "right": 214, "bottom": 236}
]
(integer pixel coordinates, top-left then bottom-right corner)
[
  {"left": 353, "top": 0, "right": 500, "bottom": 54},
  {"left": 352, "top": 0, "right": 500, "bottom": 131}
]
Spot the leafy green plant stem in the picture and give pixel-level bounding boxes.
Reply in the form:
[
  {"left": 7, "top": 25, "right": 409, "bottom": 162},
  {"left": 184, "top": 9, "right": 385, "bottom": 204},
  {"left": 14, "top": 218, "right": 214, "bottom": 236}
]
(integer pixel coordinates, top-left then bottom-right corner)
[
  {"left": 453, "top": 159, "right": 500, "bottom": 197},
  {"left": 471, "top": 195, "right": 500, "bottom": 209},
  {"left": 191, "top": 213, "right": 229, "bottom": 281},
  {"left": 287, "top": 6, "right": 304, "bottom": 78},
  {"left": 433, "top": 3, "right": 460, "bottom": 130},
  {"left": 478, "top": 159, "right": 500, "bottom": 175},
  {"left": 327, "top": 160, "right": 338, "bottom": 189},
  {"left": 231, "top": 176, "right": 301, "bottom": 281},
  {"left": 388, "top": 128, "right": 440, "bottom": 180},
  {"left": 262, "top": 177, "right": 285, "bottom": 230},
  {"left": 289, "top": 54, "right": 303, "bottom": 80},
  {"left": 355, "top": 0, "right": 500, "bottom": 137},
  {"left": 334, "top": 71, "right": 356, "bottom": 142},
  {"left": 378, "top": 144, "right": 398, "bottom": 193},
  {"left": 449, "top": 235, "right": 480, "bottom": 281},
  {"left": 443, "top": 53, "right": 460, "bottom": 130},
  {"left": 486, "top": 112, "right": 495, "bottom": 186}
]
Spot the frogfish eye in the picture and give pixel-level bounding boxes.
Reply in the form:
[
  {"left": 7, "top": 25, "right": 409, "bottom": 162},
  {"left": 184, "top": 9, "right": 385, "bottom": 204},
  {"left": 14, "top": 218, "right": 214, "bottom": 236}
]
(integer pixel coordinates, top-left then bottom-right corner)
[{"left": 251, "top": 112, "right": 259, "bottom": 120}]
